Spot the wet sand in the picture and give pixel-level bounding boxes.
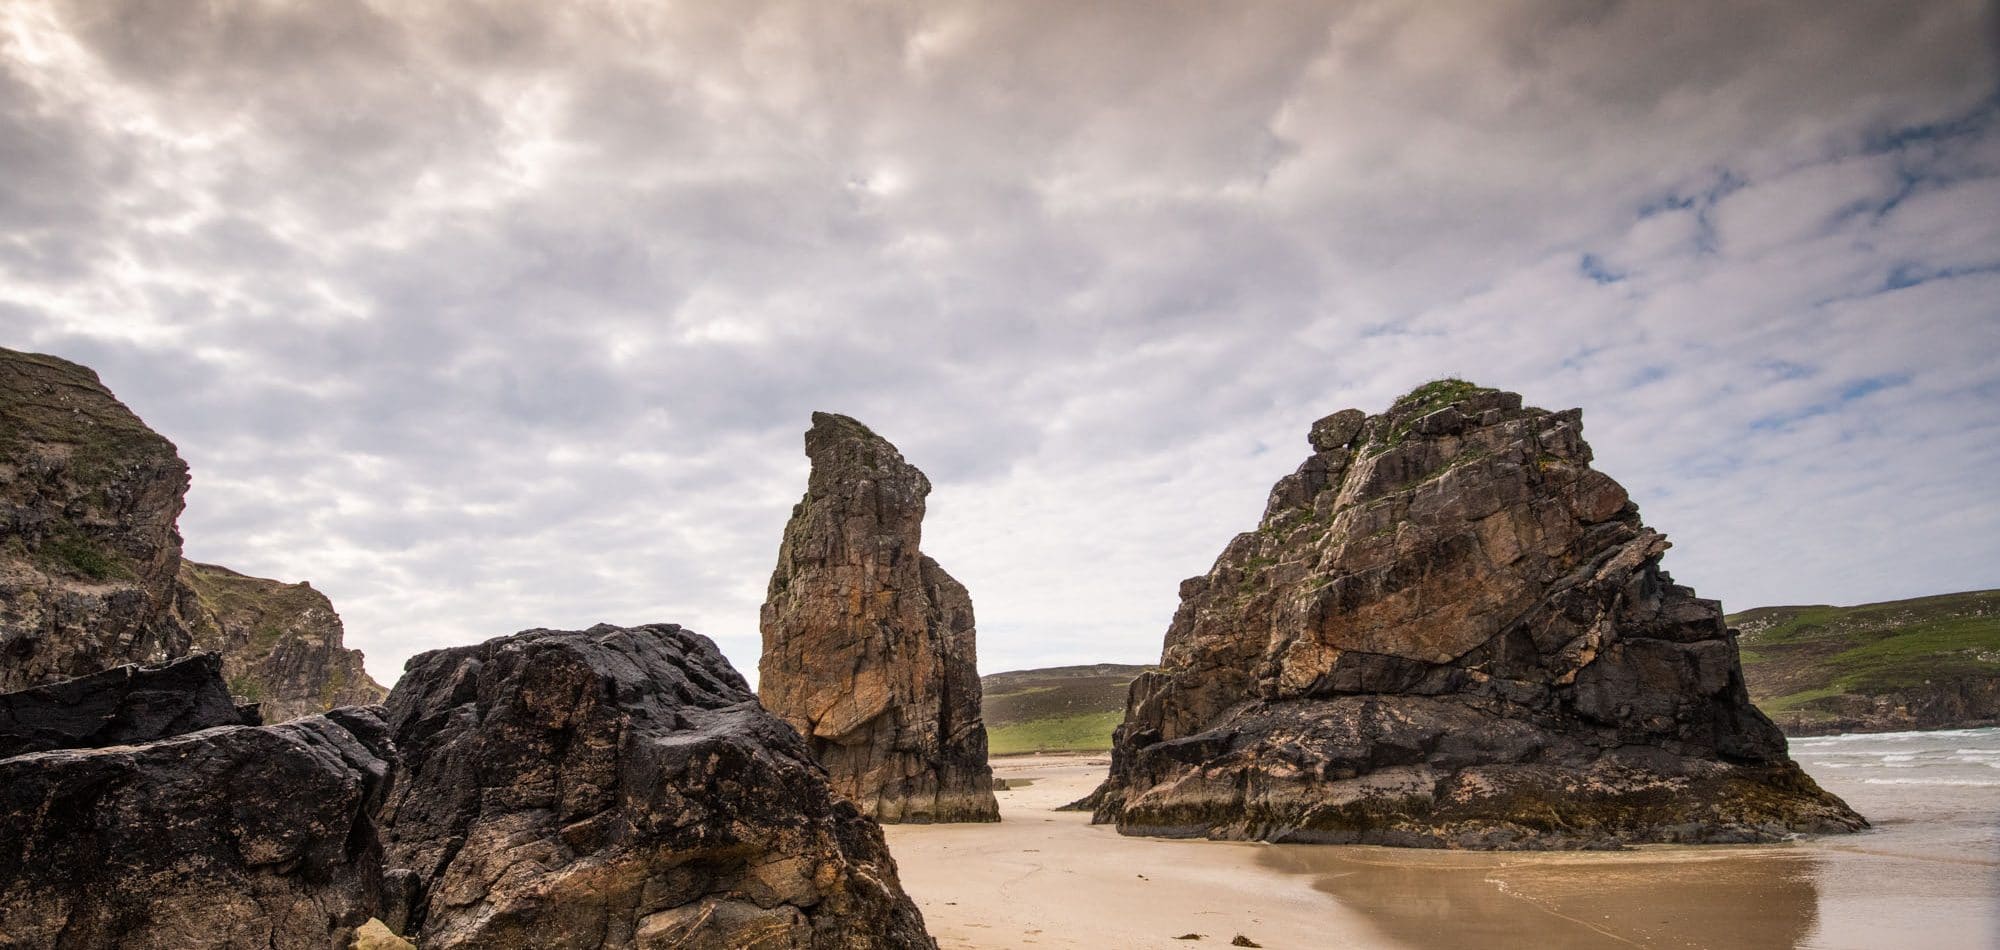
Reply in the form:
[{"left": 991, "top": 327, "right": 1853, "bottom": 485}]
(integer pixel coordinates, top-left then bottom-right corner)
[
  {"left": 883, "top": 754, "right": 1379, "bottom": 948},
  {"left": 886, "top": 736, "right": 2000, "bottom": 949}
]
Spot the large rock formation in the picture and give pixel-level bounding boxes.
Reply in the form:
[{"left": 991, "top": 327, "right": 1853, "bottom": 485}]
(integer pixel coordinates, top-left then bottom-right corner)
[
  {"left": 0, "top": 651, "right": 255, "bottom": 759},
  {"left": 379, "top": 622, "right": 935, "bottom": 949},
  {"left": 759, "top": 413, "right": 999, "bottom": 823},
  {"left": 0, "top": 347, "right": 193, "bottom": 689},
  {"left": 174, "top": 560, "right": 386, "bottom": 721},
  {"left": 1, "top": 346, "right": 385, "bottom": 719},
  {"left": 1087, "top": 380, "right": 1865, "bottom": 849},
  {"left": 0, "top": 705, "right": 396, "bottom": 948}
]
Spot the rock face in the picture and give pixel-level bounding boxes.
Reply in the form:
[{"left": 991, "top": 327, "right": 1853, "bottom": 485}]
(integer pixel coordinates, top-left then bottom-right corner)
[
  {"left": 0, "top": 705, "right": 396, "bottom": 948},
  {"left": 0, "top": 347, "right": 193, "bottom": 690},
  {"left": 1, "top": 346, "right": 385, "bottom": 720},
  {"left": 759, "top": 413, "right": 999, "bottom": 823},
  {"left": 174, "top": 560, "right": 386, "bottom": 722},
  {"left": 1087, "top": 380, "right": 1865, "bottom": 849},
  {"left": 0, "top": 651, "right": 256, "bottom": 759},
  {"left": 379, "top": 622, "right": 935, "bottom": 949}
]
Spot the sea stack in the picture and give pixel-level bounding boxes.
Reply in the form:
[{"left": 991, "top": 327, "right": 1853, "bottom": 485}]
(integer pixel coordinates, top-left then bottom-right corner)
[
  {"left": 759, "top": 413, "right": 999, "bottom": 823},
  {"left": 1087, "top": 380, "right": 1866, "bottom": 848}
]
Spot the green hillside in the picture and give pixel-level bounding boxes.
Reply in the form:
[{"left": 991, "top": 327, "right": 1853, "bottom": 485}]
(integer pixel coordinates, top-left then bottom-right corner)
[
  {"left": 981, "top": 663, "right": 1152, "bottom": 755},
  {"left": 1732, "top": 589, "right": 2000, "bottom": 733}
]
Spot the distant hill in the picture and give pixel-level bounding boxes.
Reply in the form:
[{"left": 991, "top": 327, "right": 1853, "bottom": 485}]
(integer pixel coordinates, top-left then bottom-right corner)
[
  {"left": 980, "top": 664, "right": 1152, "bottom": 755},
  {"left": 1732, "top": 589, "right": 2000, "bottom": 736}
]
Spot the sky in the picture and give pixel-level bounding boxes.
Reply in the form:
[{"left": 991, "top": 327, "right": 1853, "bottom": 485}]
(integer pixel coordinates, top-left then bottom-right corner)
[{"left": 4, "top": 1, "right": 1998, "bottom": 689}]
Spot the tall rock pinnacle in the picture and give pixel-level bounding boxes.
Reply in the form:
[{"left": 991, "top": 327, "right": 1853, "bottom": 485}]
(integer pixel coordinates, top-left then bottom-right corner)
[
  {"left": 759, "top": 412, "right": 999, "bottom": 823},
  {"left": 1086, "top": 380, "right": 1865, "bottom": 848}
]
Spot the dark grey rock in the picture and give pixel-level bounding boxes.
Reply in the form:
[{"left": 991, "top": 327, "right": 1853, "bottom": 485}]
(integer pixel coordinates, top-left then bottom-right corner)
[
  {"left": 378, "top": 622, "right": 935, "bottom": 949},
  {"left": 0, "top": 651, "right": 256, "bottom": 759},
  {"left": 0, "top": 706, "right": 395, "bottom": 948}
]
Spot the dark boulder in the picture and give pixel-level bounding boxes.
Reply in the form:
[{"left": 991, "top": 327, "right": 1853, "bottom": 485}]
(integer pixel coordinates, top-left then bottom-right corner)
[
  {"left": 0, "top": 706, "right": 396, "bottom": 948},
  {"left": 0, "top": 651, "right": 257, "bottom": 759},
  {"left": 378, "top": 622, "right": 935, "bottom": 949}
]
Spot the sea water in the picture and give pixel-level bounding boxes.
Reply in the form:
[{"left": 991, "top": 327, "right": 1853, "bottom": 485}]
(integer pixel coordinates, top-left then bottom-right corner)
[
  {"left": 1252, "top": 726, "right": 2000, "bottom": 949},
  {"left": 1791, "top": 726, "right": 2000, "bottom": 864},
  {"left": 1789, "top": 726, "right": 2000, "bottom": 949}
]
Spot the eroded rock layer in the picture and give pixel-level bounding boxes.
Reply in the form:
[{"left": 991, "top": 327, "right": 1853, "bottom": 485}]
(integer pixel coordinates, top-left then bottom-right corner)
[
  {"left": 0, "top": 651, "right": 255, "bottom": 759},
  {"left": 379, "top": 622, "right": 935, "bottom": 949},
  {"left": 0, "top": 706, "right": 395, "bottom": 949},
  {"left": 1088, "top": 380, "right": 1865, "bottom": 848},
  {"left": 759, "top": 413, "right": 998, "bottom": 823}
]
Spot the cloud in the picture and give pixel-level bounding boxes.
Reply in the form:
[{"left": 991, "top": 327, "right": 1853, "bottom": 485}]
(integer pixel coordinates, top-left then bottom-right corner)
[{"left": 3, "top": 0, "right": 1996, "bottom": 686}]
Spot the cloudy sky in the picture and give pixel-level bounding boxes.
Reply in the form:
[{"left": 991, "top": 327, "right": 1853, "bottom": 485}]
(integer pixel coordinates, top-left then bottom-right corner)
[{"left": 5, "top": 1, "right": 1998, "bottom": 688}]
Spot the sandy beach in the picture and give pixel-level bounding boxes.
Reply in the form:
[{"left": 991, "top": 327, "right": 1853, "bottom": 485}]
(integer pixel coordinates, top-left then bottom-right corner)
[{"left": 886, "top": 729, "right": 2000, "bottom": 950}]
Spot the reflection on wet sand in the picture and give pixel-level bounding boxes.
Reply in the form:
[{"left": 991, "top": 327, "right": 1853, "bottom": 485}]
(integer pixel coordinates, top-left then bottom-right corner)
[{"left": 1258, "top": 845, "right": 1820, "bottom": 949}]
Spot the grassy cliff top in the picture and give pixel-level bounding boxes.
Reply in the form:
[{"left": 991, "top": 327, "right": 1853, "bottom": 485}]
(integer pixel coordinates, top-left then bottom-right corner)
[{"left": 0, "top": 347, "right": 185, "bottom": 506}]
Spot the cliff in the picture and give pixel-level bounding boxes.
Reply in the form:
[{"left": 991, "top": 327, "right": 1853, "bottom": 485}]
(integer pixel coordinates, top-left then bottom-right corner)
[
  {"left": 173, "top": 559, "right": 385, "bottom": 721},
  {"left": 0, "top": 346, "right": 384, "bottom": 717},
  {"left": 0, "top": 347, "right": 192, "bottom": 688}
]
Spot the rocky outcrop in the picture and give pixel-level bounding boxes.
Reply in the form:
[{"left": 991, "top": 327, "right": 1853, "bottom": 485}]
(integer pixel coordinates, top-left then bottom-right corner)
[
  {"left": 1, "top": 347, "right": 385, "bottom": 719},
  {"left": 759, "top": 413, "right": 999, "bottom": 823},
  {"left": 0, "top": 651, "right": 256, "bottom": 758},
  {"left": 379, "top": 622, "right": 935, "bottom": 949},
  {"left": 0, "top": 705, "right": 396, "bottom": 948},
  {"left": 0, "top": 347, "right": 192, "bottom": 690},
  {"left": 1087, "top": 380, "right": 1864, "bottom": 849},
  {"left": 173, "top": 560, "right": 386, "bottom": 722}
]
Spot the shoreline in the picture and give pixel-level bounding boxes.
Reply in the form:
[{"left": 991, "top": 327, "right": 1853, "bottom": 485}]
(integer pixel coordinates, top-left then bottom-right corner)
[{"left": 890, "top": 733, "right": 2000, "bottom": 949}]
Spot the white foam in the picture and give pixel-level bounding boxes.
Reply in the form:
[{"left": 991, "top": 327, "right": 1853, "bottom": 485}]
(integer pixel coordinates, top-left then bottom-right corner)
[{"left": 1862, "top": 778, "right": 2000, "bottom": 787}]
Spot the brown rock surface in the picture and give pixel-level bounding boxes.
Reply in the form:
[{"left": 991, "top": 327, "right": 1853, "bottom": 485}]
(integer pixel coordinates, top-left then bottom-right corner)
[
  {"left": 759, "top": 412, "right": 999, "bottom": 823},
  {"left": 379, "top": 622, "right": 935, "bottom": 949},
  {"left": 173, "top": 559, "right": 386, "bottom": 721},
  {"left": 1087, "top": 380, "right": 1865, "bottom": 848},
  {"left": 0, "top": 347, "right": 192, "bottom": 689}
]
